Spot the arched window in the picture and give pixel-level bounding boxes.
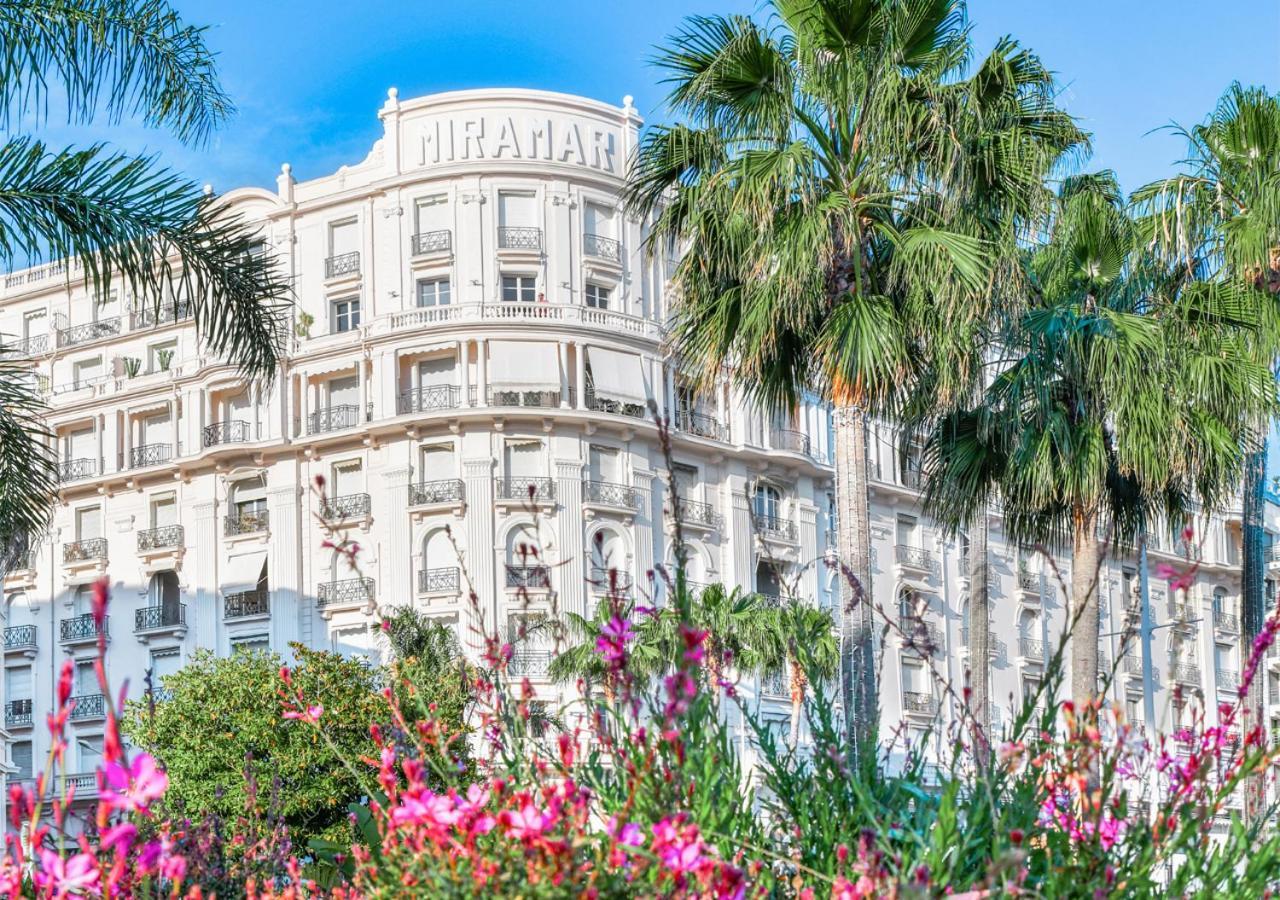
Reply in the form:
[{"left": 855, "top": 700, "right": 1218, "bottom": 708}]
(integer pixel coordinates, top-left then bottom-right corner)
[
  {"left": 505, "top": 524, "right": 547, "bottom": 589},
  {"left": 147, "top": 571, "right": 180, "bottom": 616},
  {"left": 1018, "top": 608, "right": 1039, "bottom": 641},
  {"left": 422, "top": 529, "right": 454, "bottom": 571},
  {"left": 756, "top": 560, "right": 782, "bottom": 601},
  {"left": 897, "top": 586, "right": 917, "bottom": 621},
  {"left": 752, "top": 484, "right": 781, "bottom": 523}
]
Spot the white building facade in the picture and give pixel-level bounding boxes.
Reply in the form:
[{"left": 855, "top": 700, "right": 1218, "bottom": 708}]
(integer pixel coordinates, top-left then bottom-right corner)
[{"left": 0, "top": 89, "right": 1274, "bottom": 813}]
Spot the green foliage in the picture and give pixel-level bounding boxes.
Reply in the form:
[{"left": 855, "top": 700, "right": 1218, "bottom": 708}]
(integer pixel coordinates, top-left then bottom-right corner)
[
  {"left": 123, "top": 645, "right": 386, "bottom": 849},
  {"left": 382, "top": 605, "right": 472, "bottom": 733}
]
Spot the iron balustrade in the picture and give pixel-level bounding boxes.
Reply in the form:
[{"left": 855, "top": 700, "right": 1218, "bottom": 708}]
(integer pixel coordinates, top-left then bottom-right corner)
[
  {"left": 488, "top": 388, "right": 561, "bottom": 408},
  {"left": 583, "top": 480, "right": 639, "bottom": 509},
  {"left": 761, "top": 669, "right": 786, "bottom": 696},
  {"left": 320, "top": 493, "right": 371, "bottom": 520},
  {"left": 57, "top": 458, "right": 97, "bottom": 482},
  {"left": 308, "top": 405, "right": 361, "bottom": 434},
  {"left": 128, "top": 443, "right": 172, "bottom": 469},
  {"left": 4, "top": 625, "right": 36, "bottom": 650},
  {"left": 506, "top": 565, "right": 551, "bottom": 590},
  {"left": 772, "top": 429, "right": 812, "bottom": 456},
  {"left": 60, "top": 613, "right": 107, "bottom": 642},
  {"left": 135, "top": 604, "right": 186, "bottom": 632},
  {"left": 398, "top": 384, "right": 460, "bottom": 414},
  {"left": 63, "top": 538, "right": 107, "bottom": 563},
  {"left": 1123, "top": 654, "right": 1143, "bottom": 675},
  {"left": 69, "top": 694, "right": 106, "bottom": 721},
  {"left": 674, "top": 408, "right": 729, "bottom": 442},
  {"left": 224, "top": 590, "right": 270, "bottom": 618},
  {"left": 1170, "top": 663, "right": 1201, "bottom": 684},
  {"left": 132, "top": 301, "right": 192, "bottom": 328},
  {"left": 497, "top": 227, "right": 542, "bottom": 250},
  {"left": 325, "top": 251, "right": 360, "bottom": 278},
  {"left": 19, "top": 335, "right": 48, "bottom": 355},
  {"left": 585, "top": 391, "right": 646, "bottom": 419},
  {"left": 411, "top": 230, "right": 452, "bottom": 254},
  {"left": 589, "top": 567, "right": 634, "bottom": 593},
  {"left": 895, "top": 544, "right": 935, "bottom": 571},
  {"left": 1213, "top": 609, "right": 1239, "bottom": 632},
  {"left": 900, "top": 618, "right": 943, "bottom": 656},
  {"left": 509, "top": 648, "right": 552, "bottom": 676},
  {"left": 1019, "top": 638, "right": 1046, "bottom": 660},
  {"left": 583, "top": 233, "right": 621, "bottom": 261},
  {"left": 902, "top": 692, "right": 939, "bottom": 715},
  {"left": 203, "top": 420, "right": 250, "bottom": 446},
  {"left": 137, "top": 525, "right": 184, "bottom": 552},
  {"left": 1216, "top": 669, "right": 1240, "bottom": 691},
  {"left": 757, "top": 592, "right": 783, "bottom": 608},
  {"left": 675, "top": 499, "right": 723, "bottom": 531},
  {"left": 317, "top": 577, "right": 375, "bottom": 608},
  {"left": 5, "top": 699, "right": 31, "bottom": 727},
  {"left": 1018, "top": 569, "right": 1041, "bottom": 592},
  {"left": 754, "top": 514, "right": 798, "bottom": 543},
  {"left": 418, "top": 567, "right": 460, "bottom": 594},
  {"left": 960, "top": 628, "right": 1003, "bottom": 660},
  {"left": 496, "top": 477, "right": 556, "bottom": 503},
  {"left": 409, "top": 479, "right": 465, "bottom": 506},
  {"left": 224, "top": 510, "right": 269, "bottom": 536},
  {"left": 59, "top": 318, "right": 120, "bottom": 347}
]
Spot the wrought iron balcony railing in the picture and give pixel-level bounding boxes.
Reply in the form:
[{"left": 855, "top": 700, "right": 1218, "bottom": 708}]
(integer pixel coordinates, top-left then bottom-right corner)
[
  {"left": 900, "top": 617, "right": 943, "bottom": 656},
  {"left": 69, "top": 693, "right": 106, "bottom": 721},
  {"left": 1018, "top": 569, "right": 1042, "bottom": 592},
  {"left": 1123, "top": 654, "right": 1144, "bottom": 675},
  {"left": 584, "top": 391, "right": 647, "bottom": 419},
  {"left": 754, "top": 514, "right": 798, "bottom": 543},
  {"left": 325, "top": 251, "right": 360, "bottom": 278},
  {"left": 57, "top": 458, "right": 97, "bottom": 482},
  {"left": 398, "top": 384, "right": 460, "bottom": 414},
  {"left": 497, "top": 226, "right": 542, "bottom": 250},
  {"left": 128, "top": 443, "right": 171, "bottom": 469},
  {"left": 1213, "top": 609, "right": 1239, "bottom": 632},
  {"left": 772, "top": 429, "right": 812, "bottom": 456},
  {"left": 225, "top": 510, "right": 269, "bottom": 536},
  {"left": 317, "top": 577, "right": 375, "bottom": 608},
  {"left": 895, "top": 544, "right": 935, "bottom": 571},
  {"left": 5, "top": 698, "right": 31, "bottom": 727},
  {"left": 59, "top": 318, "right": 120, "bottom": 347},
  {"left": 308, "top": 404, "right": 361, "bottom": 434},
  {"left": 418, "top": 567, "right": 460, "bottom": 594},
  {"left": 135, "top": 604, "right": 186, "bottom": 632},
  {"left": 675, "top": 499, "right": 723, "bottom": 531},
  {"left": 1170, "top": 663, "right": 1201, "bottom": 684},
  {"left": 411, "top": 229, "right": 452, "bottom": 255},
  {"left": 496, "top": 477, "right": 556, "bottom": 503},
  {"left": 20, "top": 334, "right": 49, "bottom": 356},
  {"left": 902, "top": 691, "right": 940, "bottom": 715},
  {"left": 224, "top": 589, "right": 270, "bottom": 619},
  {"left": 589, "top": 567, "right": 634, "bottom": 594},
  {"left": 63, "top": 538, "right": 107, "bottom": 563},
  {"left": 137, "top": 525, "right": 183, "bottom": 552},
  {"left": 60, "top": 613, "right": 107, "bottom": 642},
  {"left": 583, "top": 233, "right": 621, "bottom": 261},
  {"left": 203, "top": 420, "right": 250, "bottom": 447},
  {"left": 488, "top": 388, "right": 561, "bottom": 408},
  {"left": 320, "top": 493, "right": 371, "bottom": 520},
  {"left": 508, "top": 648, "right": 552, "bottom": 676},
  {"left": 132, "top": 300, "right": 192, "bottom": 329},
  {"left": 583, "top": 480, "right": 639, "bottom": 509},
  {"left": 506, "top": 565, "right": 551, "bottom": 590},
  {"left": 4, "top": 625, "right": 36, "bottom": 650},
  {"left": 1216, "top": 669, "right": 1240, "bottom": 691},
  {"left": 409, "top": 479, "right": 465, "bottom": 506},
  {"left": 674, "top": 408, "right": 729, "bottom": 442},
  {"left": 1019, "top": 638, "right": 1045, "bottom": 660}
]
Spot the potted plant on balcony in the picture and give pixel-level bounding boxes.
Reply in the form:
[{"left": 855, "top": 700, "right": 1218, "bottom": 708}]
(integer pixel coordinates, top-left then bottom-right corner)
[
  {"left": 122, "top": 356, "right": 141, "bottom": 378},
  {"left": 295, "top": 311, "right": 314, "bottom": 339},
  {"left": 157, "top": 348, "right": 174, "bottom": 371}
]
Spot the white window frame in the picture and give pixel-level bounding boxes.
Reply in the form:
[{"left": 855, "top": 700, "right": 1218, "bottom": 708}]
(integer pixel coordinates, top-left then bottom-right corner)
[{"left": 331, "top": 297, "right": 361, "bottom": 333}]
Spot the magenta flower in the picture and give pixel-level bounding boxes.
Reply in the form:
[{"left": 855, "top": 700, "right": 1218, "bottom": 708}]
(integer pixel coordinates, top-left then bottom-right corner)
[
  {"left": 283, "top": 704, "right": 323, "bottom": 724},
  {"left": 35, "top": 850, "right": 100, "bottom": 898},
  {"left": 503, "top": 802, "right": 553, "bottom": 841},
  {"left": 652, "top": 817, "right": 707, "bottom": 874},
  {"left": 100, "top": 753, "right": 168, "bottom": 813},
  {"left": 100, "top": 822, "right": 137, "bottom": 854}
]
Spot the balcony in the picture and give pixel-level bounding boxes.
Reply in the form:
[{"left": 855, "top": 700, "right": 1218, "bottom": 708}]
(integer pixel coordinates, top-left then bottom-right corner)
[
  {"left": 131, "top": 300, "right": 192, "bottom": 329},
  {"left": 1018, "top": 638, "right": 1046, "bottom": 661},
  {"left": 506, "top": 565, "right": 551, "bottom": 590},
  {"left": 4, "top": 698, "right": 31, "bottom": 728},
  {"left": 325, "top": 251, "right": 360, "bottom": 279},
  {"left": 60, "top": 613, "right": 107, "bottom": 645},
  {"left": 488, "top": 388, "right": 562, "bottom": 409},
  {"left": 409, "top": 479, "right": 465, "bottom": 508},
  {"left": 128, "top": 443, "right": 172, "bottom": 470},
  {"left": 1216, "top": 669, "right": 1240, "bottom": 692},
  {"left": 225, "top": 509, "right": 269, "bottom": 537},
  {"left": 418, "top": 566, "right": 460, "bottom": 595},
  {"left": 398, "top": 384, "right": 461, "bottom": 414},
  {"left": 509, "top": 648, "right": 552, "bottom": 677},
  {"left": 135, "top": 603, "right": 187, "bottom": 636},
  {"left": 308, "top": 405, "right": 361, "bottom": 435},
  {"left": 583, "top": 480, "right": 640, "bottom": 510},
  {"left": 58, "top": 318, "right": 120, "bottom": 347},
  {"left": 900, "top": 618, "right": 943, "bottom": 657},
  {"left": 63, "top": 538, "right": 107, "bottom": 564},
  {"left": 673, "top": 499, "right": 723, "bottom": 532},
  {"left": 320, "top": 493, "right": 371, "bottom": 521},
  {"left": 69, "top": 693, "right": 106, "bottom": 722},
  {"left": 585, "top": 391, "right": 646, "bottom": 420},
  {"left": 203, "top": 420, "right": 250, "bottom": 447},
  {"left": 496, "top": 477, "right": 556, "bottom": 505},
  {"left": 772, "top": 429, "right": 814, "bottom": 458},
  {"left": 1170, "top": 663, "right": 1201, "bottom": 685},
  {"left": 20, "top": 334, "right": 49, "bottom": 356},
  {"left": 1214, "top": 609, "right": 1239, "bottom": 632},
  {"left": 57, "top": 458, "right": 97, "bottom": 482},
  {"left": 902, "top": 691, "right": 940, "bottom": 716},
  {"left": 674, "top": 408, "right": 728, "bottom": 442},
  {"left": 4, "top": 624, "right": 36, "bottom": 655},
  {"left": 1123, "top": 654, "right": 1143, "bottom": 676},
  {"left": 317, "top": 577, "right": 375, "bottom": 612},
  {"left": 960, "top": 628, "right": 1004, "bottom": 661},
  {"left": 1018, "top": 569, "right": 1042, "bottom": 593},
  {"left": 137, "top": 525, "right": 183, "bottom": 558},
  {"left": 754, "top": 514, "right": 798, "bottom": 544},
  {"left": 895, "top": 544, "right": 935, "bottom": 574},
  {"left": 224, "top": 589, "right": 269, "bottom": 619},
  {"left": 411, "top": 229, "right": 452, "bottom": 255},
  {"left": 497, "top": 226, "right": 542, "bottom": 251},
  {"left": 583, "top": 233, "right": 622, "bottom": 262}
]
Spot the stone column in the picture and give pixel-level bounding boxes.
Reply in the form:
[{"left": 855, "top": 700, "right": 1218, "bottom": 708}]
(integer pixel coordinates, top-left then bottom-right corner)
[
  {"left": 477, "top": 340, "right": 488, "bottom": 407},
  {"left": 462, "top": 457, "right": 497, "bottom": 642},
  {"left": 557, "top": 343, "right": 570, "bottom": 408},
  {"left": 574, "top": 343, "right": 586, "bottom": 410},
  {"left": 555, "top": 460, "right": 585, "bottom": 616},
  {"left": 458, "top": 340, "right": 470, "bottom": 407},
  {"left": 633, "top": 466, "right": 658, "bottom": 604},
  {"left": 192, "top": 500, "right": 218, "bottom": 651},
  {"left": 730, "top": 480, "right": 754, "bottom": 592},
  {"left": 379, "top": 466, "right": 412, "bottom": 607},
  {"left": 798, "top": 501, "right": 818, "bottom": 602},
  {"left": 267, "top": 484, "right": 304, "bottom": 660}
]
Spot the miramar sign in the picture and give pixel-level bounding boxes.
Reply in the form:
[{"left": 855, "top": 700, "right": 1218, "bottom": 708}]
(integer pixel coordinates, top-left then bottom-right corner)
[{"left": 407, "top": 113, "right": 619, "bottom": 174}]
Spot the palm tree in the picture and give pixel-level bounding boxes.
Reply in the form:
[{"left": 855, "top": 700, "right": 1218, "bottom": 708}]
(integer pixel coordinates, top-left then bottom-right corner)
[
  {"left": 1129, "top": 83, "right": 1280, "bottom": 817},
  {"left": 0, "top": 1, "right": 291, "bottom": 543},
  {"left": 648, "top": 583, "right": 777, "bottom": 700},
  {"left": 628, "top": 0, "right": 1085, "bottom": 743},
  {"left": 759, "top": 602, "right": 840, "bottom": 749},
  {"left": 546, "top": 601, "right": 667, "bottom": 702},
  {"left": 922, "top": 173, "right": 1276, "bottom": 709}
]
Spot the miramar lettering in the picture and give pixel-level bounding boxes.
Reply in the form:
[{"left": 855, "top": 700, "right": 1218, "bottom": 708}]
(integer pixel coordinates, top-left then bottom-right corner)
[{"left": 411, "top": 115, "right": 617, "bottom": 172}]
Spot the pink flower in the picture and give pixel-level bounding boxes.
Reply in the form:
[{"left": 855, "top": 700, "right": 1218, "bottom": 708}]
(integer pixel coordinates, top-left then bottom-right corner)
[
  {"left": 392, "top": 790, "right": 462, "bottom": 829},
  {"left": 652, "top": 817, "right": 706, "bottom": 874},
  {"left": 35, "top": 850, "right": 100, "bottom": 898},
  {"left": 100, "top": 753, "right": 168, "bottom": 813},
  {"left": 503, "top": 802, "right": 552, "bottom": 841},
  {"left": 100, "top": 822, "right": 137, "bottom": 853},
  {"left": 595, "top": 615, "right": 636, "bottom": 665},
  {"left": 283, "top": 704, "right": 323, "bottom": 724}
]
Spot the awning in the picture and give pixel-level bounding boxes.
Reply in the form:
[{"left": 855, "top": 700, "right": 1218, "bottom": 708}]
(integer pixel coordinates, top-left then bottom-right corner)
[
  {"left": 222, "top": 551, "right": 267, "bottom": 595},
  {"left": 586, "top": 347, "right": 648, "bottom": 406},
  {"left": 489, "top": 341, "right": 560, "bottom": 391}
]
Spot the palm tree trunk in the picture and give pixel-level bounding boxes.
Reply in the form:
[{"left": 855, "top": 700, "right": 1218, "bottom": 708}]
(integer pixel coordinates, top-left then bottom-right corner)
[
  {"left": 788, "top": 660, "right": 807, "bottom": 749},
  {"left": 833, "top": 403, "right": 876, "bottom": 747},
  {"left": 968, "top": 511, "right": 991, "bottom": 742},
  {"left": 1242, "top": 443, "right": 1267, "bottom": 823},
  {"left": 1070, "top": 511, "right": 1101, "bottom": 711}
]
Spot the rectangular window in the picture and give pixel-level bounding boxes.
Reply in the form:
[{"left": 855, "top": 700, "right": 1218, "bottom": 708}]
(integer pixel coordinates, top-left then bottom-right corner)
[
  {"left": 588, "top": 445, "right": 621, "bottom": 483},
  {"left": 332, "top": 624, "right": 373, "bottom": 660},
  {"left": 672, "top": 464, "right": 699, "bottom": 499},
  {"left": 328, "top": 219, "right": 359, "bottom": 257},
  {"left": 505, "top": 440, "right": 543, "bottom": 478},
  {"left": 415, "top": 195, "right": 449, "bottom": 231},
  {"left": 232, "top": 476, "right": 267, "bottom": 518},
  {"left": 75, "top": 660, "right": 96, "bottom": 695},
  {"left": 232, "top": 635, "right": 270, "bottom": 655},
  {"left": 147, "top": 340, "right": 177, "bottom": 373},
  {"left": 416, "top": 278, "right": 451, "bottom": 307},
  {"left": 497, "top": 192, "right": 536, "bottom": 228},
  {"left": 150, "top": 492, "right": 177, "bottom": 528},
  {"left": 5, "top": 666, "right": 31, "bottom": 702},
  {"left": 65, "top": 426, "right": 95, "bottom": 462},
  {"left": 327, "top": 374, "right": 359, "bottom": 408},
  {"left": 76, "top": 505, "right": 101, "bottom": 541},
  {"left": 23, "top": 310, "right": 46, "bottom": 340},
  {"left": 417, "top": 355, "right": 455, "bottom": 387},
  {"left": 72, "top": 357, "right": 102, "bottom": 389},
  {"left": 12, "top": 741, "right": 32, "bottom": 781},
  {"left": 332, "top": 298, "right": 361, "bottom": 333},
  {"left": 419, "top": 444, "right": 453, "bottom": 479},
  {"left": 501, "top": 275, "right": 536, "bottom": 303},
  {"left": 330, "top": 459, "right": 362, "bottom": 497},
  {"left": 896, "top": 515, "right": 918, "bottom": 548},
  {"left": 584, "top": 202, "right": 615, "bottom": 238},
  {"left": 584, "top": 284, "right": 610, "bottom": 309}
]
